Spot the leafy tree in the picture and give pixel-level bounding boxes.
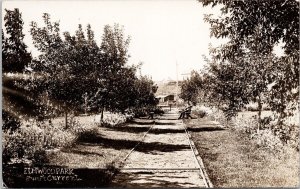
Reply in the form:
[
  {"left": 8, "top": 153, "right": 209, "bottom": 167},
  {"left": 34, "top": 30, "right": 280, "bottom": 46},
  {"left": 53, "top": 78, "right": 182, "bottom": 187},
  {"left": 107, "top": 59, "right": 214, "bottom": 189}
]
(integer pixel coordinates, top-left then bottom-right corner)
[
  {"left": 241, "top": 25, "right": 277, "bottom": 128},
  {"left": 202, "top": 43, "right": 275, "bottom": 124},
  {"left": 2, "top": 9, "right": 44, "bottom": 130},
  {"left": 268, "top": 56, "right": 299, "bottom": 125},
  {"left": 201, "top": 0, "right": 299, "bottom": 123},
  {"left": 29, "top": 14, "right": 101, "bottom": 128},
  {"left": 89, "top": 24, "right": 158, "bottom": 117},
  {"left": 201, "top": 0, "right": 299, "bottom": 56},
  {"left": 202, "top": 58, "right": 249, "bottom": 118},
  {"left": 2, "top": 8, "right": 31, "bottom": 73},
  {"left": 28, "top": 14, "right": 158, "bottom": 124},
  {"left": 2, "top": 29, "right": 6, "bottom": 58},
  {"left": 90, "top": 24, "right": 132, "bottom": 118},
  {"left": 134, "top": 75, "right": 158, "bottom": 109},
  {"left": 180, "top": 71, "right": 202, "bottom": 105}
]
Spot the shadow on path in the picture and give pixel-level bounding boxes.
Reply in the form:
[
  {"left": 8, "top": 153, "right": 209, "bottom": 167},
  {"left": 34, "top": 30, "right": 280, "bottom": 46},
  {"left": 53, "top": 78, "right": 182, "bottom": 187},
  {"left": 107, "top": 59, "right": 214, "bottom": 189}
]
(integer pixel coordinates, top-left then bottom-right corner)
[
  {"left": 106, "top": 123, "right": 223, "bottom": 135},
  {"left": 156, "top": 118, "right": 178, "bottom": 120},
  {"left": 107, "top": 125, "right": 185, "bottom": 134},
  {"left": 128, "top": 120, "right": 176, "bottom": 125},
  {"left": 135, "top": 142, "right": 190, "bottom": 153},
  {"left": 187, "top": 127, "right": 225, "bottom": 132},
  {"left": 153, "top": 122, "right": 176, "bottom": 125},
  {"left": 128, "top": 120, "right": 155, "bottom": 125},
  {"left": 77, "top": 134, "right": 189, "bottom": 153},
  {"left": 149, "top": 129, "right": 185, "bottom": 134},
  {"left": 107, "top": 125, "right": 150, "bottom": 133}
]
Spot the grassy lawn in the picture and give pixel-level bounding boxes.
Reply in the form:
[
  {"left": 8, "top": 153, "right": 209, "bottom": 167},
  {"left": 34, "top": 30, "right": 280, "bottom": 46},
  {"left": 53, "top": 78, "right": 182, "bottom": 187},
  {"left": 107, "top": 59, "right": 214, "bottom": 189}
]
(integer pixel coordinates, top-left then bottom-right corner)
[{"left": 186, "top": 118, "right": 299, "bottom": 187}]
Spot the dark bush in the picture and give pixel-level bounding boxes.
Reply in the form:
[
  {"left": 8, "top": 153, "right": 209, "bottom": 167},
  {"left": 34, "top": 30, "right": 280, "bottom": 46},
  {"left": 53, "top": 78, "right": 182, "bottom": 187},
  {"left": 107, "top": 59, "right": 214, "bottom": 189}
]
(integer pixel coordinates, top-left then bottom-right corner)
[
  {"left": 262, "top": 106, "right": 271, "bottom": 111},
  {"left": 194, "top": 110, "right": 206, "bottom": 118},
  {"left": 154, "top": 108, "right": 164, "bottom": 115},
  {"left": 33, "top": 149, "right": 48, "bottom": 165},
  {"left": 132, "top": 108, "right": 147, "bottom": 118},
  {"left": 3, "top": 132, "right": 25, "bottom": 165},
  {"left": 76, "top": 128, "right": 99, "bottom": 142},
  {"left": 198, "top": 111, "right": 207, "bottom": 118},
  {"left": 260, "top": 116, "right": 273, "bottom": 128},
  {"left": 247, "top": 106, "right": 259, "bottom": 111},
  {"left": 270, "top": 124, "right": 299, "bottom": 147},
  {"left": 2, "top": 111, "right": 21, "bottom": 132}
]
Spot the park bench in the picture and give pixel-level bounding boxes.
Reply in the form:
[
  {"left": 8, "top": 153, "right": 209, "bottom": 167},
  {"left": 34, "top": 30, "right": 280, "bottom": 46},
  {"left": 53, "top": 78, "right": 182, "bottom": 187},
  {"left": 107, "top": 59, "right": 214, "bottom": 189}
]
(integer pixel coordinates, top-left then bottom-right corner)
[
  {"left": 178, "top": 106, "right": 193, "bottom": 119},
  {"left": 148, "top": 111, "right": 154, "bottom": 119}
]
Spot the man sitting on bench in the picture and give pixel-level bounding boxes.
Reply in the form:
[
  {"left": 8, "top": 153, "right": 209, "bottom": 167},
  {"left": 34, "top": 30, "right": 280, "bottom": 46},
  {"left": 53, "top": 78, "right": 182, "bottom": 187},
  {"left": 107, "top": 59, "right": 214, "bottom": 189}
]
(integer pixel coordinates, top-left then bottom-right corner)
[
  {"left": 148, "top": 108, "right": 155, "bottom": 119},
  {"left": 185, "top": 106, "right": 192, "bottom": 119},
  {"left": 178, "top": 109, "right": 185, "bottom": 119},
  {"left": 178, "top": 105, "right": 192, "bottom": 119}
]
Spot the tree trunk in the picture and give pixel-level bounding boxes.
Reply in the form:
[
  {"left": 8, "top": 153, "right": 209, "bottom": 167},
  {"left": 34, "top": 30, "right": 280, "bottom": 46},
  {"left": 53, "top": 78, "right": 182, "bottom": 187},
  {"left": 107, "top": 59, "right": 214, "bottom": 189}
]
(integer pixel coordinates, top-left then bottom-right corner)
[
  {"left": 100, "top": 108, "right": 104, "bottom": 121},
  {"left": 65, "top": 111, "right": 68, "bottom": 129},
  {"left": 277, "top": 91, "right": 285, "bottom": 125},
  {"left": 257, "top": 94, "right": 262, "bottom": 132}
]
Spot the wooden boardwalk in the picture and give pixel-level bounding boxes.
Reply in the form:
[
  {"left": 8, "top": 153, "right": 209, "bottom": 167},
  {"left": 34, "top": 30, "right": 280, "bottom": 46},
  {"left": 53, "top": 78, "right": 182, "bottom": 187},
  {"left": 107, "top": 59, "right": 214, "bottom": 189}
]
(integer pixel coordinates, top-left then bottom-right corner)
[{"left": 111, "top": 109, "right": 212, "bottom": 188}]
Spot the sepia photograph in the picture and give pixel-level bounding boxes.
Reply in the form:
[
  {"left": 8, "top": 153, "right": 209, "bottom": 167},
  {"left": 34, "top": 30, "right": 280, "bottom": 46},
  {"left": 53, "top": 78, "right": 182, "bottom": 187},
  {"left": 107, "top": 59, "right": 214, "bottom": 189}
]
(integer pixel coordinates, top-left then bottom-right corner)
[{"left": 2, "top": 0, "right": 299, "bottom": 188}]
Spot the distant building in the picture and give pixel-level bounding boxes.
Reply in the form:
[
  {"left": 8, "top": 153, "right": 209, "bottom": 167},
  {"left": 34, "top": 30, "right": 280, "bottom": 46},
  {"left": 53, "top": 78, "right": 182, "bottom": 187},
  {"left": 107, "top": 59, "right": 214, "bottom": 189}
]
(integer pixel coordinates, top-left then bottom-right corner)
[
  {"left": 155, "top": 79, "right": 184, "bottom": 107},
  {"left": 156, "top": 94, "right": 174, "bottom": 102}
]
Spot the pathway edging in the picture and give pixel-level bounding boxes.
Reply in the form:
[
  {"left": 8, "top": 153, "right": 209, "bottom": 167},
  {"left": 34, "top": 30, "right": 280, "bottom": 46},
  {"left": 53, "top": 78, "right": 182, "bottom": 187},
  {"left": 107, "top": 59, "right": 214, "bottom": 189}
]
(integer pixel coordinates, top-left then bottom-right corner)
[{"left": 182, "top": 121, "right": 214, "bottom": 188}]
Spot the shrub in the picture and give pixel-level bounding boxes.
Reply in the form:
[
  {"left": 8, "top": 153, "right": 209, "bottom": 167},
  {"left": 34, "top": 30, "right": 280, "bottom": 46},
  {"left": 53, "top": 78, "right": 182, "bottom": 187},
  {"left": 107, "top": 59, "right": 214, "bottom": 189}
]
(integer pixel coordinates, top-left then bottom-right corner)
[
  {"left": 3, "top": 129, "right": 44, "bottom": 165},
  {"left": 131, "top": 107, "right": 163, "bottom": 118},
  {"left": 230, "top": 116, "right": 283, "bottom": 151},
  {"left": 131, "top": 108, "right": 147, "bottom": 118},
  {"left": 2, "top": 111, "right": 21, "bottom": 132},
  {"left": 192, "top": 105, "right": 212, "bottom": 118},
  {"left": 70, "top": 118, "right": 97, "bottom": 136},
  {"left": 287, "top": 124, "right": 299, "bottom": 151},
  {"left": 247, "top": 105, "right": 259, "bottom": 111},
  {"left": 268, "top": 123, "right": 299, "bottom": 151},
  {"left": 251, "top": 129, "right": 284, "bottom": 152},
  {"left": 2, "top": 119, "right": 78, "bottom": 165},
  {"left": 3, "top": 131, "right": 27, "bottom": 164},
  {"left": 233, "top": 116, "right": 258, "bottom": 133},
  {"left": 3, "top": 111, "right": 131, "bottom": 165},
  {"left": 195, "top": 110, "right": 207, "bottom": 118},
  {"left": 33, "top": 149, "right": 48, "bottom": 164},
  {"left": 154, "top": 108, "right": 164, "bottom": 115},
  {"left": 100, "top": 113, "right": 127, "bottom": 127},
  {"left": 260, "top": 116, "right": 273, "bottom": 127},
  {"left": 262, "top": 106, "right": 271, "bottom": 111},
  {"left": 76, "top": 127, "right": 99, "bottom": 142},
  {"left": 233, "top": 115, "right": 299, "bottom": 151},
  {"left": 204, "top": 105, "right": 299, "bottom": 151},
  {"left": 206, "top": 107, "right": 229, "bottom": 126},
  {"left": 124, "top": 113, "right": 134, "bottom": 122}
]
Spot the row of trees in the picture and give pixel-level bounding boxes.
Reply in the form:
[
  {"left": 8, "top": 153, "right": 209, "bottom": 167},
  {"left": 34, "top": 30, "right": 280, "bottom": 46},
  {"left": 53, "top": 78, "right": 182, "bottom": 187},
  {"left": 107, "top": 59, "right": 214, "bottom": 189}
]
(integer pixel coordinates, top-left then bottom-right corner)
[
  {"left": 180, "top": 0, "right": 299, "bottom": 127},
  {"left": 3, "top": 9, "right": 158, "bottom": 129}
]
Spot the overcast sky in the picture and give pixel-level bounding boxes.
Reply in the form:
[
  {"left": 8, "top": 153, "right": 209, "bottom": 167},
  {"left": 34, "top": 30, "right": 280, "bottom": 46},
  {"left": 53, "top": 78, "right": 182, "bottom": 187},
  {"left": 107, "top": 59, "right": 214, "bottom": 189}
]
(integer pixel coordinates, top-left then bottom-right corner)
[{"left": 2, "top": 0, "right": 227, "bottom": 81}]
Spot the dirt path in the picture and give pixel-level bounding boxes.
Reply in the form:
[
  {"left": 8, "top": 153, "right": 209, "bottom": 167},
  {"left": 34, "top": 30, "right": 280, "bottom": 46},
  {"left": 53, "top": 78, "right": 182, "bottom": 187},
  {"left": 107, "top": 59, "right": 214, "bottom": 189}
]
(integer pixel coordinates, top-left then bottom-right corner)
[{"left": 111, "top": 109, "right": 210, "bottom": 188}]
